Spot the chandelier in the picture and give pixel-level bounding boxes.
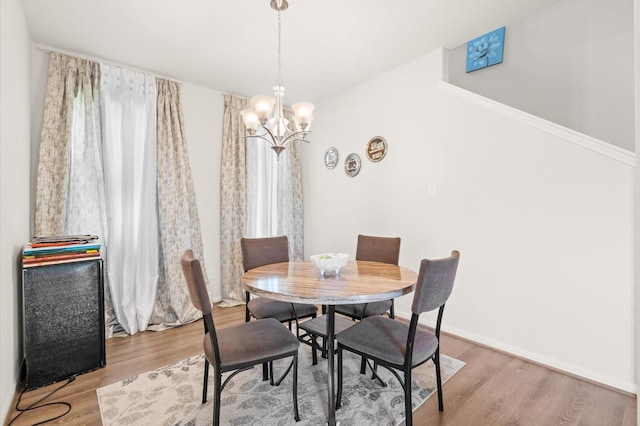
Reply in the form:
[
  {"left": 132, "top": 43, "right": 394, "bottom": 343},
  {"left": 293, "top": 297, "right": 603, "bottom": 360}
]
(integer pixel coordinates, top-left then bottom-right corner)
[{"left": 241, "top": 0, "right": 314, "bottom": 159}]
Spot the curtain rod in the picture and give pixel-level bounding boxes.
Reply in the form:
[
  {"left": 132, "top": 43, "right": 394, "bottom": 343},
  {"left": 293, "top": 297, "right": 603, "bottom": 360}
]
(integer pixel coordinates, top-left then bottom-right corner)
[{"left": 33, "top": 43, "right": 184, "bottom": 85}]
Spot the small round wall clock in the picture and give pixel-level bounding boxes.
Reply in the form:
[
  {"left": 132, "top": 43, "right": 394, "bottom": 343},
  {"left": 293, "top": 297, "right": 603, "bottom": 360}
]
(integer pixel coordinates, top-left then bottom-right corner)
[
  {"left": 366, "top": 136, "right": 387, "bottom": 162},
  {"left": 344, "top": 153, "right": 361, "bottom": 177},
  {"left": 324, "top": 147, "right": 338, "bottom": 169}
]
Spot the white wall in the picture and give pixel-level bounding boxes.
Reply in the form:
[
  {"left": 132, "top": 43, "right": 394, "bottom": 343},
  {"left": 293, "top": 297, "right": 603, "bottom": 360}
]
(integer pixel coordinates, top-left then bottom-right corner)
[
  {"left": 302, "top": 48, "right": 635, "bottom": 391},
  {"left": 448, "top": 0, "right": 634, "bottom": 152},
  {"left": 0, "top": 0, "right": 32, "bottom": 421},
  {"left": 180, "top": 84, "right": 224, "bottom": 301}
]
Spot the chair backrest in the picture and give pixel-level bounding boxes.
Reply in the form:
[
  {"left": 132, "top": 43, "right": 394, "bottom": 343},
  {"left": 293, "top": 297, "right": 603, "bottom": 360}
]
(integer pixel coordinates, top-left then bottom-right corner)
[
  {"left": 181, "top": 250, "right": 212, "bottom": 316},
  {"left": 241, "top": 236, "right": 290, "bottom": 272},
  {"left": 411, "top": 250, "right": 460, "bottom": 315},
  {"left": 181, "top": 250, "right": 221, "bottom": 365},
  {"left": 355, "top": 234, "right": 401, "bottom": 265}
]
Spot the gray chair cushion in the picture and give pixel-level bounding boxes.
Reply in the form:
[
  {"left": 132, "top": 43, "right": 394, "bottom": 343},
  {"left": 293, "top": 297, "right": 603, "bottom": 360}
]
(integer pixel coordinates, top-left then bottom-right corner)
[
  {"left": 204, "top": 318, "right": 299, "bottom": 372},
  {"left": 336, "top": 315, "right": 438, "bottom": 368},
  {"left": 298, "top": 314, "right": 355, "bottom": 338},
  {"left": 334, "top": 300, "right": 392, "bottom": 318},
  {"left": 248, "top": 297, "right": 318, "bottom": 322}
]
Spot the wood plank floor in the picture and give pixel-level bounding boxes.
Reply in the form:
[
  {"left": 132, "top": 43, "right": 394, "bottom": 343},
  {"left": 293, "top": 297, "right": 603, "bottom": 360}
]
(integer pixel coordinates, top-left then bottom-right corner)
[{"left": 4, "top": 304, "right": 636, "bottom": 425}]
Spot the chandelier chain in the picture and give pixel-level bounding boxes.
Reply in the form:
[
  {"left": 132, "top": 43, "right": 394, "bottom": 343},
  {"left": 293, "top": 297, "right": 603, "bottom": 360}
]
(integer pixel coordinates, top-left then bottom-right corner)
[{"left": 277, "top": 10, "right": 282, "bottom": 86}]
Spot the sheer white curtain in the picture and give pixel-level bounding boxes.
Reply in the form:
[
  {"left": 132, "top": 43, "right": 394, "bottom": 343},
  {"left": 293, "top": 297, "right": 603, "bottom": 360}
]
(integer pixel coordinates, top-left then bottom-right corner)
[
  {"left": 246, "top": 109, "right": 304, "bottom": 260},
  {"left": 100, "top": 64, "right": 159, "bottom": 335},
  {"left": 65, "top": 63, "right": 106, "bottom": 238},
  {"left": 65, "top": 65, "right": 120, "bottom": 336},
  {"left": 246, "top": 139, "right": 278, "bottom": 237}
]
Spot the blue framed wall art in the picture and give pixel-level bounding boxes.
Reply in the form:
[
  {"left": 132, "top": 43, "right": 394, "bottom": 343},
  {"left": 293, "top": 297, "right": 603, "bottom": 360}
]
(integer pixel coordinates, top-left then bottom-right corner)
[{"left": 466, "top": 26, "right": 505, "bottom": 73}]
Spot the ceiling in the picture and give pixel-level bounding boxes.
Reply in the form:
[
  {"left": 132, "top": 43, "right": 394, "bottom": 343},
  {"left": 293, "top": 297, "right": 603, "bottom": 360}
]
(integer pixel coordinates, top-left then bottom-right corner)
[{"left": 21, "top": 0, "right": 564, "bottom": 103}]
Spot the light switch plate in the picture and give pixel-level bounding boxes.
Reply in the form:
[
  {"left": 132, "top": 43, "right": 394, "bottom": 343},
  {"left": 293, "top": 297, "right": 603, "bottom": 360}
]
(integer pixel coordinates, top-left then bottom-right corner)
[{"left": 427, "top": 184, "right": 436, "bottom": 199}]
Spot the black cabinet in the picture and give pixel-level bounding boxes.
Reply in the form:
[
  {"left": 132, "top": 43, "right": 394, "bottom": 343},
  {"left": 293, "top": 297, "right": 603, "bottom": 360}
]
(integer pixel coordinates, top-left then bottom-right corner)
[{"left": 22, "top": 259, "right": 105, "bottom": 390}]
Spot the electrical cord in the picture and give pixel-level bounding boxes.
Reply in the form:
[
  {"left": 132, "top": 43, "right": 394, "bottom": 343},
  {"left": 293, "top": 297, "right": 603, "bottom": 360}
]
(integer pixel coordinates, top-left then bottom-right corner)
[{"left": 7, "top": 375, "right": 75, "bottom": 425}]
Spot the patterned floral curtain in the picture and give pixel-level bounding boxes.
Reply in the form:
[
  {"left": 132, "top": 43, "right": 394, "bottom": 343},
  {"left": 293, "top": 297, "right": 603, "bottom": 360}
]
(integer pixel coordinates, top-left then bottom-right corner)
[
  {"left": 35, "top": 55, "right": 206, "bottom": 333},
  {"left": 34, "top": 53, "right": 84, "bottom": 235},
  {"left": 149, "top": 78, "right": 206, "bottom": 329},
  {"left": 34, "top": 53, "right": 120, "bottom": 336},
  {"left": 219, "top": 94, "right": 249, "bottom": 306},
  {"left": 220, "top": 96, "right": 305, "bottom": 305}
]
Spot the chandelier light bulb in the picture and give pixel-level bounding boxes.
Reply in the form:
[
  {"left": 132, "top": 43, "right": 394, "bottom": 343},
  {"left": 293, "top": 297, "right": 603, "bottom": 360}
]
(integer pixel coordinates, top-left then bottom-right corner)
[
  {"left": 291, "top": 102, "right": 315, "bottom": 131},
  {"left": 240, "top": 109, "right": 259, "bottom": 135},
  {"left": 250, "top": 96, "right": 276, "bottom": 124}
]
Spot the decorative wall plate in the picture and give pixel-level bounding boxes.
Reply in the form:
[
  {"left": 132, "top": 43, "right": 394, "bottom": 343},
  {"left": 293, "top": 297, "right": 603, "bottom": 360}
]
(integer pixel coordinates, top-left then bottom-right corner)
[
  {"left": 366, "top": 136, "right": 387, "bottom": 162},
  {"left": 344, "top": 153, "right": 361, "bottom": 177},
  {"left": 324, "top": 147, "right": 338, "bottom": 169}
]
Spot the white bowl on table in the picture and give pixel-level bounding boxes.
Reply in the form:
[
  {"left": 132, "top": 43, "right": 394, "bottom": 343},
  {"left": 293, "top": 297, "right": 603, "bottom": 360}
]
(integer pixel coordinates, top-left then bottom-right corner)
[{"left": 310, "top": 253, "right": 350, "bottom": 276}]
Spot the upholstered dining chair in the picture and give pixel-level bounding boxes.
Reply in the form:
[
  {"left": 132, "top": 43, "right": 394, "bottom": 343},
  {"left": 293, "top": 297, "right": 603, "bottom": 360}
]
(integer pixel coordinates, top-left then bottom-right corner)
[
  {"left": 241, "top": 236, "right": 318, "bottom": 327},
  {"left": 299, "top": 235, "right": 401, "bottom": 366},
  {"left": 336, "top": 250, "right": 460, "bottom": 426},
  {"left": 334, "top": 234, "right": 401, "bottom": 320},
  {"left": 181, "top": 250, "right": 300, "bottom": 425},
  {"left": 241, "top": 236, "right": 318, "bottom": 381}
]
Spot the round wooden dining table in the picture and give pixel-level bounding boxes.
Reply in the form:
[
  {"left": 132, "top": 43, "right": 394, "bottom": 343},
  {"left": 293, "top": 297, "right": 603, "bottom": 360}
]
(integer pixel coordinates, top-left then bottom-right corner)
[{"left": 242, "top": 260, "right": 417, "bottom": 426}]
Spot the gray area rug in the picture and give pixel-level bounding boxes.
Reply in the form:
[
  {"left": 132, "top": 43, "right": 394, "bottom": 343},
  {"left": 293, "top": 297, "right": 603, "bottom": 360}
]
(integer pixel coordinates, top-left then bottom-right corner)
[{"left": 97, "top": 347, "right": 464, "bottom": 425}]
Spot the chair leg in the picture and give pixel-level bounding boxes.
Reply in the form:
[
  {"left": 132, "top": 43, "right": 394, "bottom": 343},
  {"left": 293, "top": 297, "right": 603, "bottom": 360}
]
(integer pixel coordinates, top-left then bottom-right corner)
[
  {"left": 360, "top": 356, "right": 367, "bottom": 374},
  {"left": 213, "top": 371, "right": 222, "bottom": 426},
  {"left": 435, "top": 348, "right": 444, "bottom": 411},
  {"left": 404, "top": 367, "right": 413, "bottom": 426},
  {"left": 245, "top": 292, "right": 251, "bottom": 322},
  {"left": 336, "top": 347, "right": 343, "bottom": 409},
  {"left": 293, "top": 355, "right": 300, "bottom": 422},
  {"left": 321, "top": 337, "right": 327, "bottom": 359},
  {"left": 370, "top": 360, "right": 387, "bottom": 387},
  {"left": 274, "top": 358, "right": 295, "bottom": 386},
  {"left": 311, "top": 336, "right": 318, "bottom": 365},
  {"left": 263, "top": 362, "right": 269, "bottom": 381},
  {"left": 269, "top": 361, "right": 275, "bottom": 386},
  {"left": 202, "top": 359, "right": 210, "bottom": 403}
]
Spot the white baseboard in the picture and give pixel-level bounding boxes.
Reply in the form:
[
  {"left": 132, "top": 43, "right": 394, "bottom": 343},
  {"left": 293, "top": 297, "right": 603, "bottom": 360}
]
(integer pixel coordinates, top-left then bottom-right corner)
[{"left": 395, "top": 308, "right": 636, "bottom": 394}]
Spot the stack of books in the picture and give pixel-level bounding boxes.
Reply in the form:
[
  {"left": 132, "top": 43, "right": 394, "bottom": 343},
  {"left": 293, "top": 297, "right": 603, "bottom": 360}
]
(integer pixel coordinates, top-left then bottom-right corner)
[{"left": 23, "top": 235, "right": 101, "bottom": 268}]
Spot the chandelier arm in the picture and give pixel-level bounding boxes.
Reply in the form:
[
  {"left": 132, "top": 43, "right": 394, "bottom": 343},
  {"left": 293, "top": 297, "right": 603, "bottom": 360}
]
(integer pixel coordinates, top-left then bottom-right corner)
[
  {"left": 244, "top": 133, "right": 276, "bottom": 147},
  {"left": 282, "top": 131, "right": 312, "bottom": 145},
  {"left": 259, "top": 125, "right": 278, "bottom": 145}
]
